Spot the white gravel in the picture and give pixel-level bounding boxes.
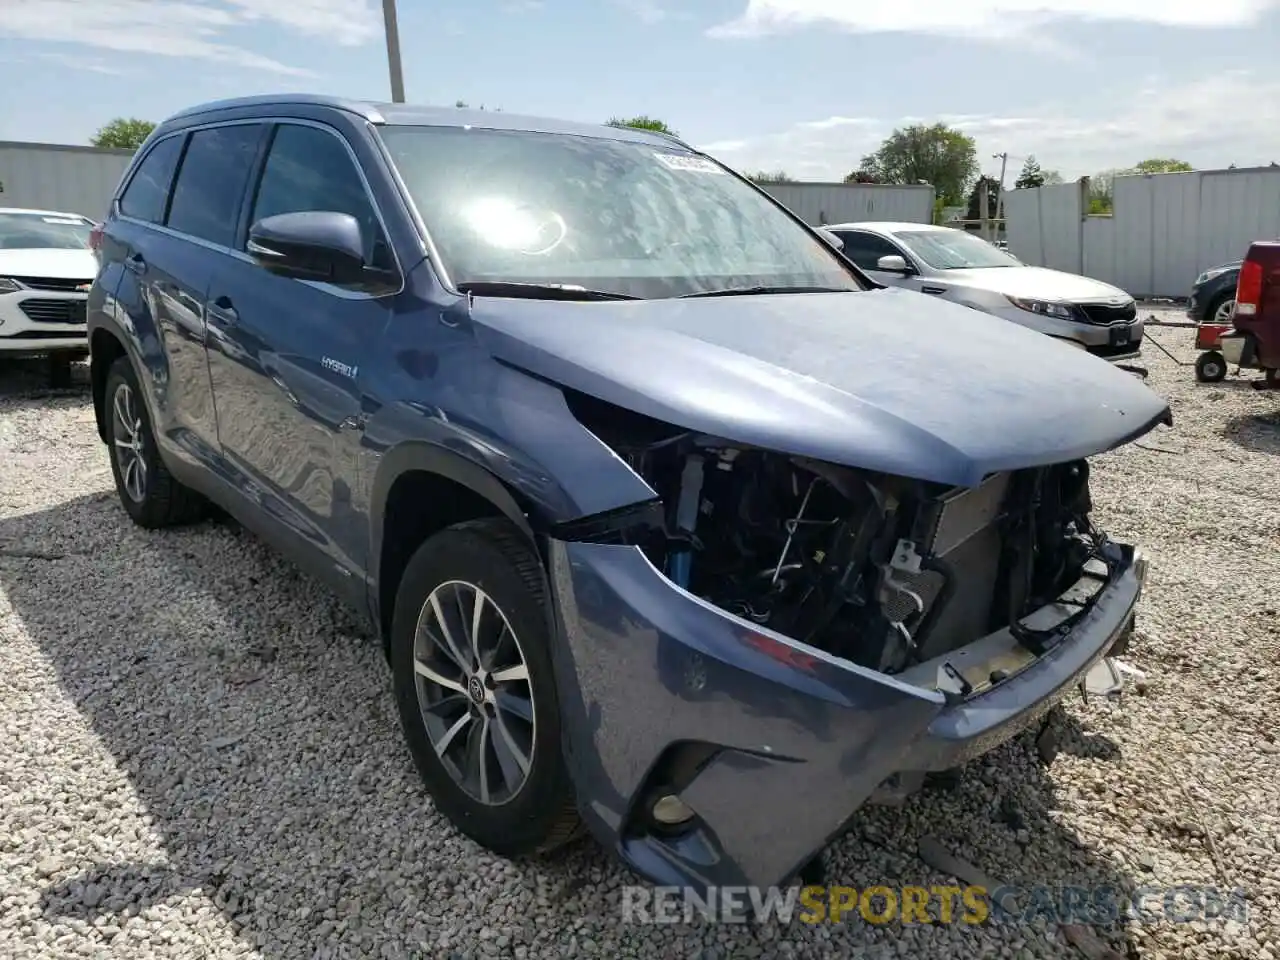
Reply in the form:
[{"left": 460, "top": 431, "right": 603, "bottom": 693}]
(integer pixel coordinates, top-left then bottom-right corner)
[{"left": 0, "top": 310, "right": 1277, "bottom": 960}]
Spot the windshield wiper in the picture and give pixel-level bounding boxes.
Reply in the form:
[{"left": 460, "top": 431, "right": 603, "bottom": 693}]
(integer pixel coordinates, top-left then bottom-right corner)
[
  {"left": 456, "top": 281, "right": 638, "bottom": 301},
  {"left": 680, "top": 285, "right": 855, "bottom": 298}
]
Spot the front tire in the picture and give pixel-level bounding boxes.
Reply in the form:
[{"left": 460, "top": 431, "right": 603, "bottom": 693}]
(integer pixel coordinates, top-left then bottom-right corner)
[
  {"left": 103, "top": 356, "right": 206, "bottom": 528},
  {"left": 390, "top": 517, "right": 581, "bottom": 856},
  {"left": 1208, "top": 293, "right": 1236, "bottom": 326}
]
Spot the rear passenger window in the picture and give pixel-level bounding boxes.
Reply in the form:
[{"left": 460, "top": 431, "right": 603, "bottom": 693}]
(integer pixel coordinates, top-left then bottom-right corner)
[
  {"left": 249, "top": 124, "right": 391, "bottom": 269},
  {"left": 119, "top": 135, "right": 183, "bottom": 223},
  {"left": 166, "top": 124, "right": 263, "bottom": 247}
]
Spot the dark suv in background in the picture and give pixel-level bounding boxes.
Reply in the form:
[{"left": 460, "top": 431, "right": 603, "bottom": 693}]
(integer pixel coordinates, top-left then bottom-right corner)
[
  {"left": 87, "top": 94, "right": 1166, "bottom": 892},
  {"left": 1187, "top": 259, "right": 1241, "bottom": 325}
]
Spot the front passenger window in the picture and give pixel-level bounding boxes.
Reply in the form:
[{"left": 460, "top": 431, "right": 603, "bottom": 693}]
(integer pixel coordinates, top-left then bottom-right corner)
[
  {"left": 837, "top": 232, "right": 904, "bottom": 272},
  {"left": 249, "top": 124, "right": 392, "bottom": 273}
]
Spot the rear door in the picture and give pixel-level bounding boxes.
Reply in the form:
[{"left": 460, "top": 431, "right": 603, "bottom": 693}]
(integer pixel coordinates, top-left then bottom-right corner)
[
  {"left": 107, "top": 123, "right": 265, "bottom": 470},
  {"left": 204, "top": 120, "right": 397, "bottom": 606}
]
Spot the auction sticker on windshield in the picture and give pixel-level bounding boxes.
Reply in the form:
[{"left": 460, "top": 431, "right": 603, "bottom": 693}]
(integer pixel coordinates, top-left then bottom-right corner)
[{"left": 654, "top": 153, "right": 726, "bottom": 175}]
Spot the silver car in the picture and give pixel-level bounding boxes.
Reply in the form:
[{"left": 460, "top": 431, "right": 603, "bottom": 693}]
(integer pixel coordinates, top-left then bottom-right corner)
[{"left": 825, "top": 222, "right": 1143, "bottom": 362}]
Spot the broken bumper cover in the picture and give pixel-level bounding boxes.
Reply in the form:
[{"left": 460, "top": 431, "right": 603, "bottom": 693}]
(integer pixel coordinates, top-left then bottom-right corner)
[{"left": 546, "top": 538, "right": 1145, "bottom": 892}]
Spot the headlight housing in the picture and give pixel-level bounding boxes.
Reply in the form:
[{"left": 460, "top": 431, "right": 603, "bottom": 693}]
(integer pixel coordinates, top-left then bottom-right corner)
[
  {"left": 1006, "top": 295, "right": 1077, "bottom": 321},
  {"left": 0, "top": 277, "right": 24, "bottom": 295},
  {"left": 1194, "top": 267, "right": 1232, "bottom": 286}
]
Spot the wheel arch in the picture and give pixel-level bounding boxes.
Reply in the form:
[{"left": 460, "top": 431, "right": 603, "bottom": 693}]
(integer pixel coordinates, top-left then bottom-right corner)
[
  {"left": 370, "top": 441, "right": 543, "bottom": 651},
  {"left": 89, "top": 326, "right": 130, "bottom": 443}
]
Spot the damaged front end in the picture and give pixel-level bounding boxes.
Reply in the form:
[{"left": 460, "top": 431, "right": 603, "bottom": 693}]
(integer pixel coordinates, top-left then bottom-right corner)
[{"left": 543, "top": 391, "right": 1146, "bottom": 891}]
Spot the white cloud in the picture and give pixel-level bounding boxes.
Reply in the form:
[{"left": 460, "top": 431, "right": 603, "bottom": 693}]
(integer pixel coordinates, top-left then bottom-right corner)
[
  {"left": 708, "top": 0, "right": 1278, "bottom": 39},
  {"left": 696, "top": 71, "right": 1280, "bottom": 181},
  {"left": 0, "top": 0, "right": 381, "bottom": 76}
]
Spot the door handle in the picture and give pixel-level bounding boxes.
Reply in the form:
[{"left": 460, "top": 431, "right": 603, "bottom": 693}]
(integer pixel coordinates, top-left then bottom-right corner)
[
  {"left": 207, "top": 296, "right": 238, "bottom": 326},
  {"left": 125, "top": 254, "right": 147, "bottom": 276},
  {"left": 921, "top": 285, "right": 947, "bottom": 295}
]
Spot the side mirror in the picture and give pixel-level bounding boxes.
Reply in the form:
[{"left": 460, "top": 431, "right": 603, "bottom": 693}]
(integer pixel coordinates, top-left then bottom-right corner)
[
  {"left": 815, "top": 227, "right": 844, "bottom": 252},
  {"left": 248, "top": 211, "right": 367, "bottom": 286},
  {"left": 876, "top": 254, "right": 911, "bottom": 274}
]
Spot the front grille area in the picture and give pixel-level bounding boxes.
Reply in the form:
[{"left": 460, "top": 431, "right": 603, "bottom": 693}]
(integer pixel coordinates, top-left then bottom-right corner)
[
  {"left": 10, "top": 276, "right": 92, "bottom": 293},
  {"left": 1077, "top": 302, "right": 1137, "bottom": 325},
  {"left": 19, "top": 298, "right": 87, "bottom": 324},
  {"left": 0, "top": 329, "right": 84, "bottom": 340}
]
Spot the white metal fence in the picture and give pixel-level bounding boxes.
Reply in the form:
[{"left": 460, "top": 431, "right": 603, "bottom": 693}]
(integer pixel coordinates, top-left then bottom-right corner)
[
  {"left": 0, "top": 141, "right": 134, "bottom": 220},
  {"left": 756, "top": 182, "right": 935, "bottom": 227},
  {"left": 1005, "top": 166, "right": 1280, "bottom": 298}
]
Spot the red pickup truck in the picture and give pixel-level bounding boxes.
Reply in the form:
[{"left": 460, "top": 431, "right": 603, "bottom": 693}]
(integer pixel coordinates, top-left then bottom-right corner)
[{"left": 1222, "top": 240, "right": 1280, "bottom": 389}]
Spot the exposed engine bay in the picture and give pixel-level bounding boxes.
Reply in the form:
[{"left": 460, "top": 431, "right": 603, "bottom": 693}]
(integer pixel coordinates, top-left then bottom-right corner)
[{"left": 564, "top": 392, "right": 1115, "bottom": 676}]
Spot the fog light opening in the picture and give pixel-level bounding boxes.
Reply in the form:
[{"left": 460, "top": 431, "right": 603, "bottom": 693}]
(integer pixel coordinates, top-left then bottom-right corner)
[{"left": 651, "top": 793, "right": 695, "bottom": 827}]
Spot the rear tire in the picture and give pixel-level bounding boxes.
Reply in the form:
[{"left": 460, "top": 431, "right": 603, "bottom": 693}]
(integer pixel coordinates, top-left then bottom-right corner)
[
  {"left": 390, "top": 517, "right": 581, "bottom": 856},
  {"left": 103, "top": 356, "right": 207, "bottom": 528},
  {"left": 1195, "top": 351, "right": 1227, "bottom": 383}
]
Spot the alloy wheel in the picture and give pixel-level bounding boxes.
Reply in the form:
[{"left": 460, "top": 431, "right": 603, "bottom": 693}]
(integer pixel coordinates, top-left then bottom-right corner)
[
  {"left": 1213, "top": 298, "right": 1236, "bottom": 324},
  {"left": 111, "top": 382, "right": 147, "bottom": 503},
  {"left": 412, "top": 580, "right": 536, "bottom": 806}
]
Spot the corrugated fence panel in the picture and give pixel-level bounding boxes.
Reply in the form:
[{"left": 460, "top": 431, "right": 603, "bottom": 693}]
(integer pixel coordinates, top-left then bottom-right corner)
[
  {"left": 1004, "top": 187, "right": 1042, "bottom": 264},
  {"left": 1149, "top": 172, "right": 1202, "bottom": 299},
  {"left": 1007, "top": 165, "right": 1280, "bottom": 297},
  {"left": 1111, "top": 176, "right": 1153, "bottom": 296},
  {"left": 757, "top": 182, "right": 935, "bottom": 225},
  {"left": 1004, "top": 183, "right": 1082, "bottom": 273},
  {"left": 0, "top": 142, "right": 133, "bottom": 220},
  {"left": 1196, "top": 169, "right": 1280, "bottom": 272},
  {"left": 1038, "top": 182, "right": 1083, "bottom": 274},
  {"left": 1081, "top": 217, "right": 1116, "bottom": 287}
]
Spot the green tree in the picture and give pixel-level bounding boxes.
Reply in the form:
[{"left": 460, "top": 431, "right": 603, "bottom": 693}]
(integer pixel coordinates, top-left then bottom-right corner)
[
  {"left": 90, "top": 117, "right": 155, "bottom": 150},
  {"left": 1042, "top": 169, "right": 1064, "bottom": 185},
  {"left": 1087, "top": 169, "right": 1119, "bottom": 214},
  {"left": 1132, "top": 158, "right": 1193, "bottom": 174},
  {"left": 747, "top": 169, "right": 794, "bottom": 183},
  {"left": 606, "top": 115, "right": 677, "bottom": 136},
  {"left": 853, "top": 123, "right": 978, "bottom": 205},
  {"left": 966, "top": 175, "right": 1001, "bottom": 219},
  {"left": 1014, "top": 155, "right": 1045, "bottom": 190}
]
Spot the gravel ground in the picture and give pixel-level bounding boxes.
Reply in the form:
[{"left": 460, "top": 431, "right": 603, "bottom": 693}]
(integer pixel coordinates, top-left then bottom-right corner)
[{"left": 0, "top": 309, "right": 1277, "bottom": 960}]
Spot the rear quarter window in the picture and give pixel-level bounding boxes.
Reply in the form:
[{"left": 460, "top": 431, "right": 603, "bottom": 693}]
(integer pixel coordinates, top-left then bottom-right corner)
[{"left": 119, "top": 135, "right": 184, "bottom": 224}]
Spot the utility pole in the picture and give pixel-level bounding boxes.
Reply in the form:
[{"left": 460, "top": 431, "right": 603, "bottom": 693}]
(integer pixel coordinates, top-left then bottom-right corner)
[
  {"left": 382, "top": 0, "right": 405, "bottom": 103},
  {"left": 992, "top": 151, "right": 1009, "bottom": 243}
]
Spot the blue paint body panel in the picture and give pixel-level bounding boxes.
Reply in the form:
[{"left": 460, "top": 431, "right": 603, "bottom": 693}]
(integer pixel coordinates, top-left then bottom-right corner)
[{"left": 86, "top": 93, "right": 1166, "bottom": 892}]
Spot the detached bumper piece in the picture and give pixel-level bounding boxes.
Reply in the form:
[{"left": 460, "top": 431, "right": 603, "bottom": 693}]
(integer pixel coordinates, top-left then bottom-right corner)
[{"left": 546, "top": 538, "right": 1145, "bottom": 892}]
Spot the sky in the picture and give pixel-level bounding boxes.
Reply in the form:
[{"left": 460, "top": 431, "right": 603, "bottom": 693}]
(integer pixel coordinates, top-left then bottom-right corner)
[{"left": 2, "top": 0, "right": 1280, "bottom": 184}]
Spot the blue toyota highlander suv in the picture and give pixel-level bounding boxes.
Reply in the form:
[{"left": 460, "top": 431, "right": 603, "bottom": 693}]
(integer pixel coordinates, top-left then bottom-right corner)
[{"left": 87, "top": 94, "right": 1168, "bottom": 892}]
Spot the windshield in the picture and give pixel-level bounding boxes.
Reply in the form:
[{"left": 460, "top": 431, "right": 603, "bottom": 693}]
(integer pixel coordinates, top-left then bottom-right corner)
[
  {"left": 378, "top": 125, "right": 862, "bottom": 298},
  {"left": 894, "top": 229, "right": 1021, "bottom": 270},
  {"left": 0, "top": 212, "right": 93, "bottom": 251}
]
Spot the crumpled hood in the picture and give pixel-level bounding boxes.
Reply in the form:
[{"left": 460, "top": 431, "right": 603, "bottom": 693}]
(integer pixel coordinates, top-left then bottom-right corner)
[
  {"left": 469, "top": 286, "right": 1170, "bottom": 488},
  {"left": 0, "top": 248, "right": 97, "bottom": 281},
  {"left": 939, "top": 265, "right": 1131, "bottom": 302}
]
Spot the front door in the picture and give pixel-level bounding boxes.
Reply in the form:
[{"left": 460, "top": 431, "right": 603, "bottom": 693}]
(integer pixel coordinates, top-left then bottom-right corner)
[
  {"left": 834, "top": 230, "right": 932, "bottom": 292},
  {"left": 204, "top": 121, "right": 397, "bottom": 608}
]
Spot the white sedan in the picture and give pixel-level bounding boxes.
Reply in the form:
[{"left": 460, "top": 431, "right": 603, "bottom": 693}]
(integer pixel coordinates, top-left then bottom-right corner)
[
  {"left": 0, "top": 207, "right": 98, "bottom": 384},
  {"left": 824, "top": 221, "right": 1143, "bottom": 362}
]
